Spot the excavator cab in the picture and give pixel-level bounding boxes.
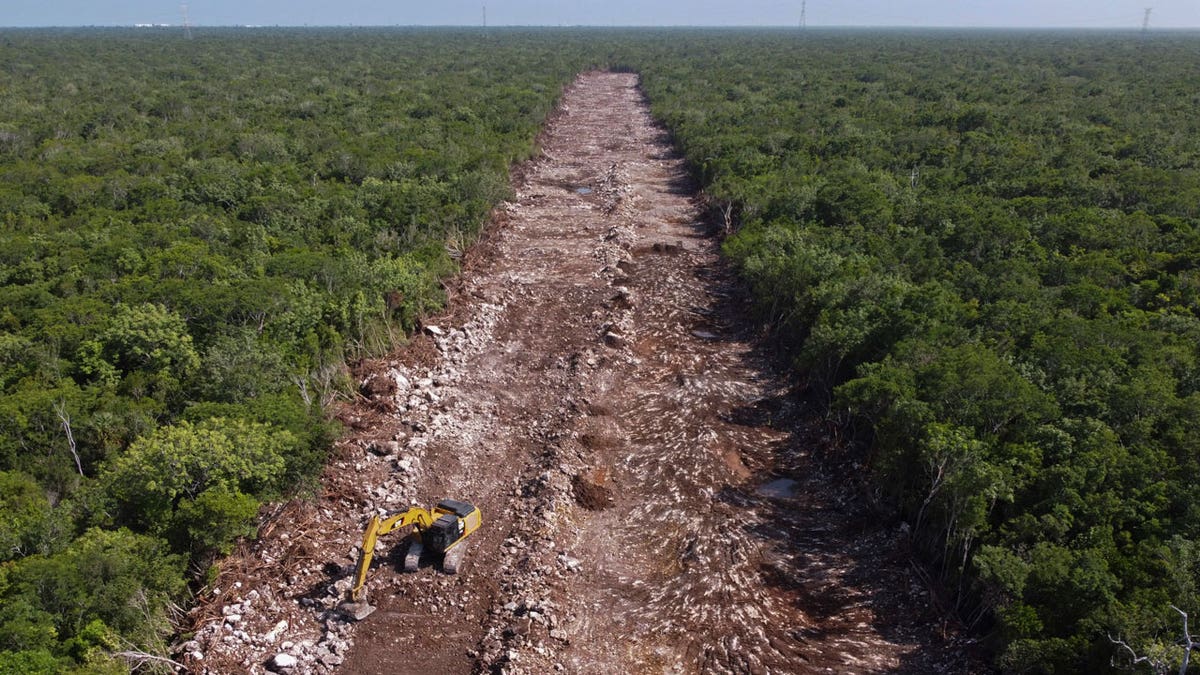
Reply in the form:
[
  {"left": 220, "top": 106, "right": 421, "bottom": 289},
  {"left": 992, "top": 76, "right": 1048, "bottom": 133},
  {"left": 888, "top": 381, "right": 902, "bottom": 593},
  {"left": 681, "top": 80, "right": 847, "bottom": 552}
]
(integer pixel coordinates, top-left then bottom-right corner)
[
  {"left": 424, "top": 513, "right": 465, "bottom": 552},
  {"left": 426, "top": 499, "right": 479, "bottom": 553}
]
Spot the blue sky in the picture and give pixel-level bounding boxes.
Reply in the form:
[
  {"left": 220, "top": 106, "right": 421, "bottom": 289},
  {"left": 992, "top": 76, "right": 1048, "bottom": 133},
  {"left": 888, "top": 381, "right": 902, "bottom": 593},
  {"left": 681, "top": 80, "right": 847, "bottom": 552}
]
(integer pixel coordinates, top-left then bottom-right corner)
[{"left": 4, "top": 1, "right": 1198, "bottom": 28}]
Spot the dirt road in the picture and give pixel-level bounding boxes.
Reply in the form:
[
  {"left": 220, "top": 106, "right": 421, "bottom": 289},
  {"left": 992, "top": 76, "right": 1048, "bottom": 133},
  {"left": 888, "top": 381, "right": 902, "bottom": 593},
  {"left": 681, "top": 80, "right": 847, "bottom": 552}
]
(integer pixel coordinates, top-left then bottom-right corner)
[{"left": 185, "top": 72, "right": 976, "bottom": 675}]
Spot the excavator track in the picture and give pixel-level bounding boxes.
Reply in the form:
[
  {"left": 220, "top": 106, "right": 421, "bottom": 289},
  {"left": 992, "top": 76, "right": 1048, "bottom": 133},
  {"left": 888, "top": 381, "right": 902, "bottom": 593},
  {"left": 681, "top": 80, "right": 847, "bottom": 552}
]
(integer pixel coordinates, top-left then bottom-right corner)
[
  {"left": 403, "top": 539, "right": 423, "bottom": 573},
  {"left": 442, "top": 543, "right": 466, "bottom": 574}
]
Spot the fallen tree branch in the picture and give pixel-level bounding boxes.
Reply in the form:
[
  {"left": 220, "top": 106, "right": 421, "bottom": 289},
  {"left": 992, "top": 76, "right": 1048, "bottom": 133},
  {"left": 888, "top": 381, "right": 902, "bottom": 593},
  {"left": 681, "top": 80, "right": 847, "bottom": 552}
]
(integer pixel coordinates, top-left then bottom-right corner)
[{"left": 112, "top": 649, "right": 186, "bottom": 671}]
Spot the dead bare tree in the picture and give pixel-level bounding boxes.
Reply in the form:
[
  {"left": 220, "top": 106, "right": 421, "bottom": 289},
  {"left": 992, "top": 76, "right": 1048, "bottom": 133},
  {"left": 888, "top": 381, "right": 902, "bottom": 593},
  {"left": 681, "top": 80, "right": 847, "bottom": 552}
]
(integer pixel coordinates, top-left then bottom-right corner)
[
  {"left": 1110, "top": 605, "right": 1197, "bottom": 675},
  {"left": 290, "top": 360, "right": 346, "bottom": 409},
  {"left": 291, "top": 373, "right": 313, "bottom": 406},
  {"left": 1175, "top": 605, "right": 1196, "bottom": 675},
  {"left": 1111, "top": 633, "right": 1170, "bottom": 674},
  {"left": 53, "top": 399, "right": 84, "bottom": 476}
]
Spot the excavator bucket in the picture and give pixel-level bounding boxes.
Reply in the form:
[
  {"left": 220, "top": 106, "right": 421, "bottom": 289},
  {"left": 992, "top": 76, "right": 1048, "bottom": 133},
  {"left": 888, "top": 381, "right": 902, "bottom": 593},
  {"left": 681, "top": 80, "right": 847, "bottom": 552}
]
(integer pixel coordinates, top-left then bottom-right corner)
[
  {"left": 340, "top": 601, "right": 377, "bottom": 621},
  {"left": 339, "top": 599, "right": 377, "bottom": 621}
]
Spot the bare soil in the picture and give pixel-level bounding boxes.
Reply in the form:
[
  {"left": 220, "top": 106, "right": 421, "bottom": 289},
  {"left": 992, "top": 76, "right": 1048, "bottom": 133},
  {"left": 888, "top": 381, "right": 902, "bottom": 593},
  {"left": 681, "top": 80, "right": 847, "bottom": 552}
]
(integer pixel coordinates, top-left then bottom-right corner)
[{"left": 182, "top": 72, "right": 982, "bottom": 675}]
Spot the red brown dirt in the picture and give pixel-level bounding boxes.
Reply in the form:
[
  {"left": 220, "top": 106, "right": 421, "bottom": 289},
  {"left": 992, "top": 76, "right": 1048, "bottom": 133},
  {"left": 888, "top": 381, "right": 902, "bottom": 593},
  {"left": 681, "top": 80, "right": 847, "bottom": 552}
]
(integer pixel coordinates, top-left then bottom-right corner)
[{"left": 181, "top": 72, "right": 981, "bottom": 675}]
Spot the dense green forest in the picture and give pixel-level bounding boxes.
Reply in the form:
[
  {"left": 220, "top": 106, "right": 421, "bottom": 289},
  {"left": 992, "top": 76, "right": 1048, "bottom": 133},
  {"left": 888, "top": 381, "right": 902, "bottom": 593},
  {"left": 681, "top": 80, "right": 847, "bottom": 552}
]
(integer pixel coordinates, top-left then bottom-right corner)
[
  {"left": 636, "top": 30, "right": 1200, "bottom": 673},
  {"left": 0, "top": 28, "right": 591, "bottom": 672},
  {"left": 3, "top": 26, "right": 1200, "bottom": 673}
]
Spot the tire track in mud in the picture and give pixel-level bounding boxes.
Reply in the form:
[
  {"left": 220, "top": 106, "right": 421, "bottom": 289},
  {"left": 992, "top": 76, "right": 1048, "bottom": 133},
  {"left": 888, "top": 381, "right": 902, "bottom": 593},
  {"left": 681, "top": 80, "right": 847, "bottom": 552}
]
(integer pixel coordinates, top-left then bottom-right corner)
[{"left": 184, "top": 72, "right": 977, "bottom": 675}]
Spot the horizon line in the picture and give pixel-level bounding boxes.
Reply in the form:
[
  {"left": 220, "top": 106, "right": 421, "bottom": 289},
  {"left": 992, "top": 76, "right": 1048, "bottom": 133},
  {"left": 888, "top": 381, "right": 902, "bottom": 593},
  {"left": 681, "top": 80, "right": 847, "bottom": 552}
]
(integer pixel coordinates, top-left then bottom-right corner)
[{"left": 4, "top": 24, "right": 1200, "bottom": 30}]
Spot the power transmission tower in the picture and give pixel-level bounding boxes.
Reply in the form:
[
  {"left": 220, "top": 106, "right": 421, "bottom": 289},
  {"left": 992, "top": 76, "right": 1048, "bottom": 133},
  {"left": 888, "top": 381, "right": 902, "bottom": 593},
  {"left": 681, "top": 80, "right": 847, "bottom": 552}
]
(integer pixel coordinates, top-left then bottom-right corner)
[
  {"left": 1142, "top": 7, "right": 1153, "bottom": 33},
  {"left": 181, "top": 3, "right": 193, "bottom": 39},
  {"left": 800, "top": 0, "right": 807, "bottom": 29},
  {"left": 482, "top": 3, "right": 487, "bottom": 27}
]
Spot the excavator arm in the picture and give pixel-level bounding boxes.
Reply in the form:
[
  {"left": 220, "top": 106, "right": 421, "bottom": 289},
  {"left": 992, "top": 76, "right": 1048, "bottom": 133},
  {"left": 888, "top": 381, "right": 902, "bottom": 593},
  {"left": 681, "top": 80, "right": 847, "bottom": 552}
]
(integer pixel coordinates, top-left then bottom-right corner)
[{"left": 347, "top": 508, "right": 434, "bottom": 604}]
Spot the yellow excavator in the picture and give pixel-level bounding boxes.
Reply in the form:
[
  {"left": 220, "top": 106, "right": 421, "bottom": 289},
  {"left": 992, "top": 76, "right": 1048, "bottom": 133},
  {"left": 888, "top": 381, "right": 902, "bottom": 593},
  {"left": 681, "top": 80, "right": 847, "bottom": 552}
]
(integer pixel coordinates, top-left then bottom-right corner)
[{"left": 340, "top": 499, "right": 482, "bottom": 620}]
